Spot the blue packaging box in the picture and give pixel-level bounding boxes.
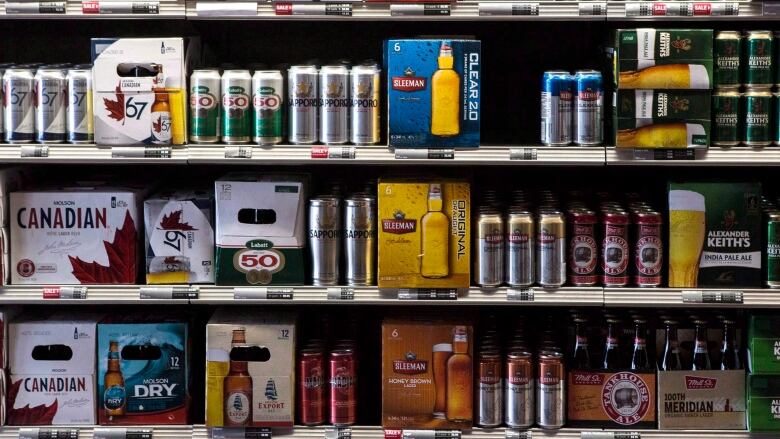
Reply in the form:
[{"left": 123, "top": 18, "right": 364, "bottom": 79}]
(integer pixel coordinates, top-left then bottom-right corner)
[{"left": 385, "top": 39, "right": 481, "bottom": 148}]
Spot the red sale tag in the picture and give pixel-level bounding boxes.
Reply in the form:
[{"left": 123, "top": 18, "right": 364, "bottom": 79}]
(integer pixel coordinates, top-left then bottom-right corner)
[
  {"left": 652, "top": 2, "right": 666, "bottom": 15},
  {"left": 311, "top": 146, "right": 329, "bottom": 158},
  {"left": 42, "top": 287, "right": 60, "bottom": 299},
  {"left": 275, "top": 2, "right": 292, "bottom": 14},
  {"left": 82, "top": 1, "right": 100, "bottom": 13},
  {"left": 693, "top": 2, "right": 712, "bottom": 15}
]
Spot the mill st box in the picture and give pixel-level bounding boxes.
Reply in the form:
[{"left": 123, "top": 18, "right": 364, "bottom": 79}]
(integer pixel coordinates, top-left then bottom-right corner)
[
  {"left": 567, "top": 370, "right": 657, "bottom": 428},
  {"left": 206, "top": 309, "right": 296, "bottom": 427},
  {"left": 8, "top": 313, "right": 100, "bottom": 425},
  {"left": 97, "top": 316, "right": 190, "bottom": 425}
]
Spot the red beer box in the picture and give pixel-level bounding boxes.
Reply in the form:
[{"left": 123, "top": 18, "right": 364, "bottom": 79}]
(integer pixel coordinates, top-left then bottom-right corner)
[{"left": 568, "top": 369, "right": 657, "bottom": 428}]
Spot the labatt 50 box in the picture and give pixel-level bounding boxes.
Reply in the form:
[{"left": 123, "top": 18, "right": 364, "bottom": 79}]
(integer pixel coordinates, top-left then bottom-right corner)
[
  {"left": 10, "top": 188, "right": 142, "bottom": 285},
  {"left": 378, "top": 180, "right": 470, "bottom": 289},
  {"left": 97, "top": 316, "right": 189, "bottom": 424},
  {"left": 8, "top": 313, "right": 100, "bottom": 425},
  {"left": 385, "top": 39, "right": 481, "bottom": 148},
  {"left": 91, "top": 38, "right": 188, "bottom": 146},
  {"left": 206, "top": 309, "right": 296, "bottom": 427},
  {"left": 215, "top": 174, "right": 307, "bottom": 285}
]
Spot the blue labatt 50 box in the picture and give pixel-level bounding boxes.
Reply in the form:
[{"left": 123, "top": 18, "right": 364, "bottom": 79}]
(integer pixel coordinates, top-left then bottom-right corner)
[{"left": 385, "top": 39, "right": 481, "bottom": 148}]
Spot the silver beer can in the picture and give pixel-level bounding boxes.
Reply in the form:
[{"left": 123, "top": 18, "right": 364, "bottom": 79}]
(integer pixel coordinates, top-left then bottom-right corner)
[
  {"left": 288, "top": 65, "right": 319, "bottom": 144},
  {"left": 505, "top": 351, "right": 534, "bottom": 429},
  {"left": 536, "top": 350, "right": 565, "bottom": 429},
  {"left": 506, "top": 210, "right": 535, "bottom": 287},
  {"left": 3, "top": 68, "right": 35, "bottom": 143},
  {"left": 344, "top": 195, "right": 376, "bottom": 286},
  {"left": 34, "top": 67, "right": 67, "bottom": 143},
  {"left": 309, "top": 196, "right": 341, "bottom": 286},
  {"left": 537, "top": 210, "right": 566, "bottom": 287},
  {"left": 252, "top": 70, "right": 284, "bottom": 145},
  {"left": 350, "top": 63, "right": 380, "bottom": 145},
  {"left": 475, "top": 210, "right": 504, "bottom": 287},
  {"left": 319, "top": 64, "right": 349, "bottom": 145},
  {"left": 66, "top": 65, "right": 93, "bottom": 144}
]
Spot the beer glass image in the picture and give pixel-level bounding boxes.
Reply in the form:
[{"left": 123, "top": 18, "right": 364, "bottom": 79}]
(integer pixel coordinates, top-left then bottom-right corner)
[
  {"left": 669, "top": 190, "right": 706, "bottom": 287},
  {"left": 432, "top": 343, "right": 453, "bottom": 419}
]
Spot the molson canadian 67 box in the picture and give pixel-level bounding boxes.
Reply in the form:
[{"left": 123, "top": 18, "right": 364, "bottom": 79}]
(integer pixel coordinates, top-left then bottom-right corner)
[
  {"left": 377, "top": 179, "right": 470, "bottom": 288},
  {"left": 10, "top": 188, "right": 143, "bottom": 285},
  {"left": 97, "top": 316, "right": 189, "bottom": 425},
  {"left": 385, "top": 39, "right": 481, "bottom": 148}
]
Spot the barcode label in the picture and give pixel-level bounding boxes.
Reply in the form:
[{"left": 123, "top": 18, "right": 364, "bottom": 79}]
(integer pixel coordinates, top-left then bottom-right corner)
[
  {"left": 327, "top": 287, "right": 355, "bottom": 300},
  {"left": 510, "top": 147, "right": 538, "bottom": 160},
  {"left": 225, "top": 146, "right": 253, "bottom": 158},
  {"left": 234, "top": 287, "right": 294, "bottom": 300},
  {"left": 507, "top": 288, "right": 535, "bottom": 302}
]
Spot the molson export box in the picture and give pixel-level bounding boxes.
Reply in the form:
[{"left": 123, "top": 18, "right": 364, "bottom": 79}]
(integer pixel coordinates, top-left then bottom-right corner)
[
  {"left": 614, "top": 89, "right": 711, "bottom": 148},
  {"left": 215, "top": 174, "right": 307, "bottom": 285},
  {"left": 144, "top": 190, "right": 214, "bottom": 284},
  {"left": 748, "top": 314, "right": 780, "bottom": 374},
  {"left": 205, "top": 309, "right": 296, "bottom": 427},
  {"left": 377, "top": 179, "right": 470, "bottom": 289},
  {"left": 8, "top": 312, "right": 100, "bottom": 425},
  {"left": 10, "top": 188, "right": 143, "bottom": 285},
  {"left": 668, "top": 182, "right": 762, "bottom": 288},
  {"left": 91, "top": 38, "right": 188, "bottom": 146},
  {"left": 385, "top": 39, "right": 481, "bottom": 148},
  {"left": 97, "top": 316, "right": 189, "bottom": 425},
  {"left": 382, "top": 318, "right": 473, "bottom": 429}
]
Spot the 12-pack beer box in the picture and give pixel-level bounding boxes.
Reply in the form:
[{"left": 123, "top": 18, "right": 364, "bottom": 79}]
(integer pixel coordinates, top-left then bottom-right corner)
[{"left": 97, "top": 316, "right": 190, "bottom": 425}]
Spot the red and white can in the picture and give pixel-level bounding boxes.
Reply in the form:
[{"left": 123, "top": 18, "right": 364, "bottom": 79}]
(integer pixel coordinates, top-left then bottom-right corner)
[
  {"left": 329, "top": 348, "right": 357, "bottom": 426},
  {"left": 601, "top": 210, "right": 630, "bottom": 287},
  {"left": 299, "top": 347, "right": 326, "bottom": 426},
  {"left": 567, "top": 209, "right": 598, "bottom": 286},
  {"left": 633, "top": 210, "right": 663, "bottom": 287}
]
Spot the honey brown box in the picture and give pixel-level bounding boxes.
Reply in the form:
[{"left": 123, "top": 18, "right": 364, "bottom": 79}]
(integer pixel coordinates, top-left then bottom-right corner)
[{"left": 382, "top": 318, "right": 473, "bottom": 429}]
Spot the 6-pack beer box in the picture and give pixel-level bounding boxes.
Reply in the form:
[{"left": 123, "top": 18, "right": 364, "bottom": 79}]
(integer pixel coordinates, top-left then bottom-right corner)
[{"left": 748, "top": 313, "right": 780, "bottom": 375}]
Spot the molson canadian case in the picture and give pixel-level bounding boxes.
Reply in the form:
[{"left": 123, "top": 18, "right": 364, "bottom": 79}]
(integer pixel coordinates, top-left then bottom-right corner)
[
  {"left": 97, "top": 316, "right": 189, "bottom": 425},
  {"left": 10, "top": 188, "right": 142, "bottom": 285},
  {"left": 205, "top": 309, "right": 296, "bottom": 427},
  {"left": 749, "top": 314, "right": 780, "bottom": 374},
  {"left": 144, "top": 190, "right": 214, "bottom": 284},
  {"left": 8, "top": 312, "right": 100, "bottom": 425},
  {"left": 377, "top": 179, "right": 470, "bottom": 288},
  {"left": 215, "top": 174, "right": 307, "bottom": 285},
  {"left": 385, "top": 39, "right": 481, "bottom": 148}
]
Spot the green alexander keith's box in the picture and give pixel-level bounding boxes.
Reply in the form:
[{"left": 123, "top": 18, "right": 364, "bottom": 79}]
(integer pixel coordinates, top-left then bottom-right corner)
[
  {"left": 748, "top": 374, "right": 780, "bottom": 432},
  {"left": 749, "top": 314, "right": 780, "bottom": 375}
]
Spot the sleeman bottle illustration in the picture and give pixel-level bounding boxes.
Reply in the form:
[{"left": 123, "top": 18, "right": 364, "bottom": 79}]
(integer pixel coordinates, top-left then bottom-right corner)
[
  {"left": 421, "top": 183, "right": 450, "bottom": 278},
  {"left": 431, "top": 41, "right": 460, "bottom": 136}
]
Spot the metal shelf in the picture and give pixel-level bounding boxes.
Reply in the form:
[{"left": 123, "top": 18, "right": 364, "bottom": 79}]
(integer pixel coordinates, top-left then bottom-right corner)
[
  {"left": 0, "top": 0, "right": 185, "bottom": 18},
  {"left": 0, "top": 144, "right": 188, "bottom": 164},
  {"left": 607, "top": 1, "right": 754, "bottom": 20},
  {"left": 0, "top": 426, "right": 191, "bottom": 439},
  {"left": 604, "top": 287, "right": 779, "bottom": 308},
  {"left": 605, "top": 146, "right": 780, "bottom": 166}
]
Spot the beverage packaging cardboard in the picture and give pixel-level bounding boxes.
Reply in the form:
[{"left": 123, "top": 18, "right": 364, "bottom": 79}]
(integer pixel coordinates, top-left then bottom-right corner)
[
  {"left": 10, "top": 188, "right": 143, "bottom": 285},
  {"left": 214, "top": 174, "right": 308, "bottom": 285},
  {"left": 748, "top": 374, "right": 780, "bottom": 431},
  {"left": 385, "top": 39, "right": 481, "bottom": 148},
  {"left": 749, "top": 313, "right": 780, "bottom": 374},
  {"left": 96, "top": 316, "right": 189, "bottom": 425},
  {"left": 144, "top": 190, "right": 215, "bottom": 284},
  {"left": 8, "top": 312, "right": 100, "bottom": 425},
  {"left": 568, "top": 369, "right": 657, "bottom": 428},
  {"left": 205, "top": 309, "right": 296, "bottom": 427}
]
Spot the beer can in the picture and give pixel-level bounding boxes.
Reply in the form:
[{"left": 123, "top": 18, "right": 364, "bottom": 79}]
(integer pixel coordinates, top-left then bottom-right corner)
[
  {"left": 744, "top": 89, "right": 773, "bottom": 146},
  {"left": 329, "top": 348, "right": 357, "bottom": 426},
  {"left": 289, "top": 65, "right": 319, "bottom": 144},
  {"left": 536, "top": 350, "right": 565, "bottom": 429},
  {"left": 506, "top": 210, "right": 534, "bottom": 287},
  {"left": 602, "top": 210, "right": 630, "bottom": 287},
  {"left": 712, "top": 89, "right": 741, "bottom": 147},
  {"left": 774, "top": 92, "right": 780, "bottom": 146},
  {"left": 477, "top": 352, "right": 502, "bottom": 428},
  {"left": 34, "top": 67, "right": 66, "bottom": 143},
  {"left": 633, "top": 210, "right": 663, "bottom": 287},
  {"left": 189, "top": 69, "right": 221, "bottom": 143},
  {"left": 537, "top": 210, "right": 566, "bottom": 287},
  {"left": 767, "top": 212, "right": 780, "bottom": 288},
  {"left": 344, "top": 195, "right": 376, "bottom": 286},
  {"left": 66, "top": 66, "right": 93, "bottom": 144},
  {"left": 221, "top": 69, "right": 252, "bottom": 144},
  {"left": 715, "top": 31, "right": 742, "bottom": 88},
  {"left": 309, "top": 196, "right": 341, "bottom": 286},
  {"left": 475, "top": 210, "right": 504, "bottom": 287},
  {"left": 0, "top": 65, "right": 7, "bottom": 138},
  {"left": 541, "top": 70, "right": 574, "bottom": 146},
  {"left": 505, "top": 351, "right": 533, "bottom": 429},
  {"left": 573, "top": 69, "right": 603, "bottom": 146},
  {"left": 775, "top": 31, "right": 780, "bottom": 87},
  {"left": 568, "top": 209, "right": 598, "bottom": 286},
  {"left": 320, "top": 65, "right": 349, "bottom": 145},
  {"left": 299, "top": 347, "right": 326, "bottom": 426},
  {"left": 252, "top": 70, "right": 284, "bottom": 145},
  {"left": 744, "top": 31, "right": 774, "bottom": 88},
  {"left": 3, "top": 68, "right": 35, "bottom": 143},
  {"left": 350, "top": 63, "right": 380, "bottom": 145}
]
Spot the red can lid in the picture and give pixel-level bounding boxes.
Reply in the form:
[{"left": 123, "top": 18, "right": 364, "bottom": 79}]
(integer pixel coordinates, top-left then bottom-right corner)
[
  {"left": 602, "top": 210, "right": 629, "bottom": 224},
  {"left": 634, "top": 210, "right": 662, "bottom": 225},
  {"left": 570, "top": 209, "right": 597, "bottom": 224}
]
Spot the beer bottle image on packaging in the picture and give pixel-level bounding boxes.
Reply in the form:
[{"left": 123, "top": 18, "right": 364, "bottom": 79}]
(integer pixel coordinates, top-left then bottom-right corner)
[
  {"left": 446, "top": 326, "right": 472, "bottom": 422},
  {"left": 431, "top": 41, "right": 460, "bottom": 137},
  {"left": 104, "top": 340, "right": 126, "bottom": 419},
  {"left": 669, "top": 190, "right": 706, "bottom": 287},
  {"left": 224, "top": 328, "right": 253, "bottom": 426},
  {"left": 421, "top": 183, "right": 449, "bottom": 278},
  {"left": 432, "top": 343, "right": 452, "bottom": 419},
  {"left": 151, "top": 89, "right": 172, "bottom": 145}
]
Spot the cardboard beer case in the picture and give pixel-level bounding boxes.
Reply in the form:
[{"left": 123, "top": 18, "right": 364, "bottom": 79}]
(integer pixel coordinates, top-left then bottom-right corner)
[
  {"left": 748, "top": 374, "right": 780, "bottom": 431},
  {"left": 567, "top": 369, "right": 657, "bottom": 428},
  {"left": 749, "top": 313, "right": 780, "bottom": 374}
]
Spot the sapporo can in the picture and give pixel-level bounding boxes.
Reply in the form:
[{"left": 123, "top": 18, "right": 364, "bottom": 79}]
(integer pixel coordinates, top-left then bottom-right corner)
[
  {"left": 744, "top": 89, "right": 772, "bottom": 146},
  {"left": 350, "top": 62, "right": 380, "bottom": 145},
  {"left": 66, "top": 66, "right": 93, "bottom": 144},
  {"left": 568, "top": 209, "right": 598, "bottom": 286},
  {"left": 477, "top": 351, "right": 502, "bottom": 428},
  {"left": 299, "top": 347, "right": 326, "bottom": 426},
  {"left": 712, "top": 89, "right": 741, "bottom": 146},
  {"left": 633, "top": 210, "right": 663, "bottom": 287},
  {"left": 475, "top": 210, "right": 504, "bottom": 287},
  {"left": 506, "top": 209, "right": 534, "bottom": 287},
  {"left": 537, "top": 210, "right": 566, "bottom": 287},
  {"left": 221, "top": 69, "right": 252, "bottom": 144},
  {"left": 767, "top": 212, "right": 780, "bottom": 288},
  {"left": 344, "top": 195, "right": 376, "bottom": 286},
  {"left": 573, "top": 69, "right": 603, "bottom": 146},
  {"left": 536, "top": 350, "right": 565, "bottom": 429},
  {"left": 3, "top": 68, "right": 35, "bottom": 143},
  {"left": 715, "top": 31, "right": 742, "bottom": 88},
  {"left": 319, "top": 64, "right": 349, "bottom": 145},
  {"left": 289, "top": 65, "right": 319, "bottom": 145},
  {"left": 309, "top": 196, "right": 341, "bottom": 286},
  {"left": 189, "top": 69, "right": 220, "bottom": 143},
  {"left": 602, "top": 210, "right": 630, "bottom": 287},
  {"left": 34, "top": 67, "right": 67, "bottom": 143},
  {"left": 541, "top": 70, "right": 574, "bottom": 146},
  {"left": 744, "top": 30, "right": 773, "bottom": 88},
  {"left": 252, "top": 70, "right": 284, "bottom": 145},
  {"left": 505, "top": 350, "right": 533, "bottom": 429},
  {"left": 329, "top": 348, "right": 357, "bottom": 426}
]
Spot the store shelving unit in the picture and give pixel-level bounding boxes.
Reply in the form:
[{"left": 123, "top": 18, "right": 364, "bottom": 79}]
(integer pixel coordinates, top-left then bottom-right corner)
[{"left": 0, "top": 0, "right": 185, "bottom": 17}]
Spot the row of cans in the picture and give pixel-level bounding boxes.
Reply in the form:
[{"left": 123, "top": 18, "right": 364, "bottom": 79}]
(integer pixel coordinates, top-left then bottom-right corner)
[
  {"left": 190, "top": 63, "right": 381, "bottom": 146},
  {"left": 540, "top": 70, "right": 603, "bottom": 147},
  {"left": 712, "top": 89, "right": 780, "bottom": 146},
  {"left": 715, "top": 30, "right": 780, "bottom": 89},
  {"left": 1, "top": 63, "right": 93, "bottom": 144},
  {"left": 297, "top": 341, "right": 358, "bottom": 427}
]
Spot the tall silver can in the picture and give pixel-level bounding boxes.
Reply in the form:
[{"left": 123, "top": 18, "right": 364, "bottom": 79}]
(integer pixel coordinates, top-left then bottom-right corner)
[
  {"left": 536, "top": 351, "right": 565, "bottom": 429},
  {"left": 506, "top": 210, "right": 535, "bottom": 287},
  {"left": 288, "top": 65, "right": 319, "bottom": 144},
  {"left": 350, "top": 63, "right": 380, "bottom": 145},
  {"left": 3, "top": 68, "right": 35, "bottom": 143},
  {"left": 344, "top": 195, "right": 375, "bottom": 286},
  {"left": 475, "top": 211, "right": 504, "bottom": 287},
  {"left": 309, "top": 196, "right": 341, "bottom": 286},
  {"left": 537, "top": 210, "right": 566, "bottom": 287},
  {"left": 34, "top": 67, "right": 67, "bottom": 143},
  {"left": 319, "top": 65, "right": 349, "bottom": 145},
  {"left": 505, "top": 351, "right": 534, "bottom": 428},
  {"left": 66, "top": 66, "right": 93, "bottom": 144}
]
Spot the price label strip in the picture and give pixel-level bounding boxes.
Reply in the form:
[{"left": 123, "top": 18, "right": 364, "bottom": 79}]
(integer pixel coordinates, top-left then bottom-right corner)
[
  {"left": 391, "top": 3, "right": 450, "bottom": 16},
  {"left": 624, "top": 1, "right": 737, "bottom": 16},
  {"left": 325, "top": 428, "right": 352, "bottom": 439},
  {"left": 478, "top": 2, "right": 537, "bottom": 15},
  {"left": 93, "top": 428, "right": 153, "bottom": 439},
  {"left": 18, "top": 428, "right": 79, "bottom": 439},
  {"left": 311, "top": 146, "right": 356, "bottom": 159},
  {"left": 20, "top": 145, "right": 50, "bottom": 157},
  {"left": 509, "top": 147, "right": 538, "bottom": 161},
  {"left": 275, "top": 2, "right": 352, "bottom": 16},
  {"left": 139, "top": 286, "right": 199, "bottom": 300},
  {"left": 225, "top": 146, "right": 253, "bottom": 159},
  {"left": 5, "top": 1, "right": 66, "bottom": 13},
  {"left": 578, "top": 1, "right": 606, "bottom": 15},
  {"left": 82, "top": 0, "right": 159, "bottom": 13},
  {"left": 42, "top": 286, "right": 87, "bottom": 300},
  {"left": 209, "top": 427, "right": 272, "bottom": 439},
  {"left": 397, "top": 288, "right": 459, "bottom": 300},
  {"left": 395, "top": 148, "right": 454, "bottom": 160},
  {"left": 682, "top": 290, "right": 743, "bottom": 304},
  {"left": 631, "top": 148, "right": 695, "bottom": 161},
  {"left": 402, "top": 431, "right": 462, "bottom": 439},
  {"left": 507, "top": 288, "right": 535, "bottom": 302},
  {"left": 234, "top": 287, "right": 294, "bottom": 300},
  {"left": 111, "top": 146, "right": 171, "bottom": 158},
  {"left": 505, "top": 429, "right": 532, "bottom": 439},
  {"left": 195, "top": 1, "right": 256, "bottom": 15},
  {"left": 581, "top": 433, "right": 641, "bottom": 439},
  {"left": 327, "top": 287, "right": 355, "bottom": 300}
]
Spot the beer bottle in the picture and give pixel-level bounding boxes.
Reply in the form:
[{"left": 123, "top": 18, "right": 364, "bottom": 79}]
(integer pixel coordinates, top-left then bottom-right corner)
[
  {"left": 573, "top": 316, "right": 590, "bottom": 369},
  {"left": 720, "top": 318, "right": 742, "bottom": 370},
  {"left": 603, "top": 317, "right": 621, "bottom": 369},
  {"left": 630, "top": 318, "right": 650, "bottom": 370},
  {"left": 103, "top": 340, "right": 126, "bottom": 419},
  {"left": 661, "top": 319, "right": 683, "bottom": 371},
  {"left": 224, "top": 328, "right": 253, "bottom": 426},
  {"left": 692, "top": 319, "right": 711, "bottom": 371}
]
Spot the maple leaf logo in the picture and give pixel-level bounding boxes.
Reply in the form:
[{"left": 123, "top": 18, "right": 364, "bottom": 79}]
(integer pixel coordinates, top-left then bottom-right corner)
[
  {"left": 153, "top": 116, "right": 162, "bottom": 133},
  {"left": 7, "top": 379, "right": 59, "bottom": 425},
  {"left": 158, "top": 209, "right": 196, "bottom": 231},
  {"left": 69, "top": 211, "right": 137, "bottom": 284},
  {"left": 103, "top": 84, "right": 126, "bottom": 124}
]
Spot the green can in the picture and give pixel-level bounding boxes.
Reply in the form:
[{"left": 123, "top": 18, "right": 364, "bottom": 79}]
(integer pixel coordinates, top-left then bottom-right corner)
[
  {"left": 744, "top": 30, "right": 774, "bottom": 88},
  {"left": 252, "top": 70, "right": 284, "bottom": 145},
  {"left": 714, "top": 31, "right": 742, "bottom": 88},
  {"left": 775, "top": 31, "right": 780, "bottom": 86},
  {"left": 744, "top": 89, "right": 773, "bottom": 146},
  {"left": 767, "top": 212, "right": 780, "bottom": 288},
  {"left": 712, "top": 89, "right": 740, "bottom": 146},
  {"left": 220, "top": 69, "right": 252, "bottom": 144},
  {"left": 189, "top": 69, "right": 221, "bottom": 143}
]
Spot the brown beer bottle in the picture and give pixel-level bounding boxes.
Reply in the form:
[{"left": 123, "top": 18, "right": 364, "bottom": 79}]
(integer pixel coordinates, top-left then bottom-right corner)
[
  {"left": 224, "top": 328, "right": 253, "bottom": 426},
  {"left": 603, "top": 317, "right": 621, "bottom": 369},
  {"left": 661, "top": 319, "right": 683, "bottom": 371},
  {"left": 150, "top": 89, "right": 172, "bottom": 145},
  {"left": 573, "top": 316, "right": 590, "bottom": 369},
  {"left": 446, "top": 325, "right": 473, "bottom": 422},
  {"left": 720, "top": 318, "right": 741, "bottom": 370},
  {"left": 692, "top": 319, "right": 711, "bottom": 371},
  {"left": 630, "top": 318, "right": 650, "bottom": 370},
  {"left": 103, "top": 340, "right": 126, "bottom": 418}
]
